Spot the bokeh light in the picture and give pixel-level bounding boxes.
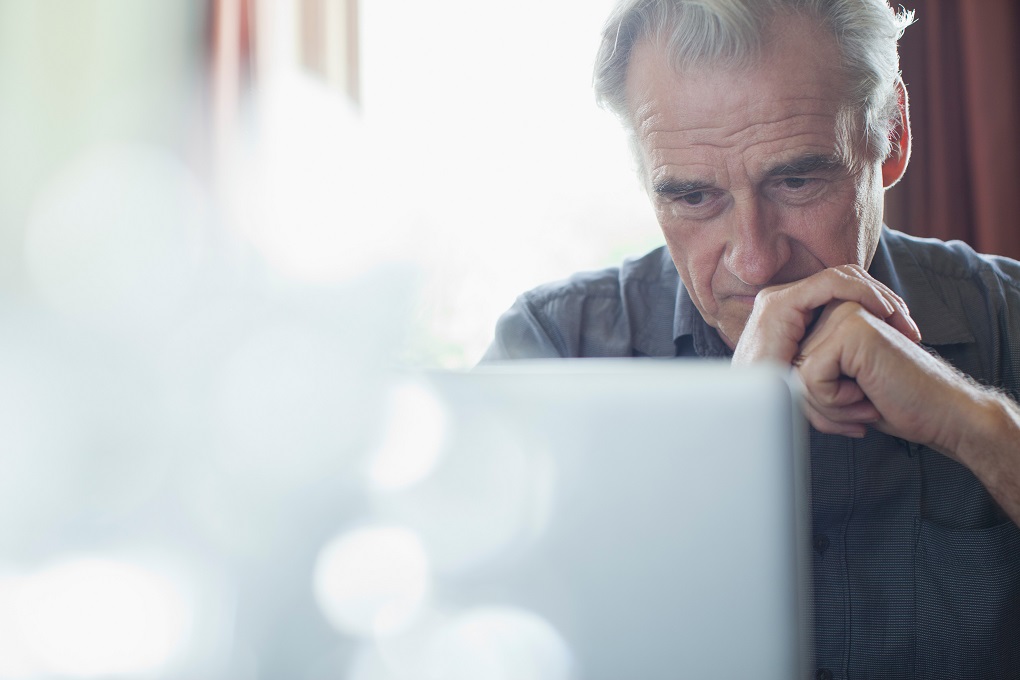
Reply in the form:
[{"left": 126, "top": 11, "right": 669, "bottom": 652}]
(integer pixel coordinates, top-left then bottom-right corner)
[
  {"left": 352, "top": 607, "right": 575, "bottom": 680},
  {"left": 367, "top": 381, "right": 448, "bottom": 491},
  {"left": 372, "top": 415, "right": 557, "bottom": 574},
  {"left": 425, "top": 607, "right": 574, "bottom": 680},
  {"left": 15, "top": 557, "right": 191, "bottom": 678},
  {"left": 0, "top": 571, "right": 37, "bottom": 678},
  {"left": 314, "top": 526, "right": 431, "bottom": 639}
]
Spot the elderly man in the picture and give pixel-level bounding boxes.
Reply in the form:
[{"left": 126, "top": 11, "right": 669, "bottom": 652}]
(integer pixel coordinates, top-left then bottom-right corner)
[{"left": 484, "top": 0, "right": 1020, "bottom": 676}]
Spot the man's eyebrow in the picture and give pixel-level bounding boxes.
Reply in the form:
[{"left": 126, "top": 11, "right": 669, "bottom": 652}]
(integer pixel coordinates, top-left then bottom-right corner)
[
  {"left": 765, "top": 154, "right": 844, "bottom": 177},
  {"left": 652, "top": 178, "right": 715, "bottom": 196}
]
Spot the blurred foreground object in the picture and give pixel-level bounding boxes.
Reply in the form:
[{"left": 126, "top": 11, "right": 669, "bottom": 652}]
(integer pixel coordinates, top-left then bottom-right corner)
[{"left": 0, "top": 1, "right": 409, "bottom": 677}]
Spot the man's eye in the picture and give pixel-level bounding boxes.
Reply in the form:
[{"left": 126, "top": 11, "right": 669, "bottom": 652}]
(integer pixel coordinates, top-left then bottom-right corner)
[
  {"left": 783, "top": 177, "right": 809, "bottom": 189},
  {"left": 680, "top": 191, "right": 706, "bottom": 205}
]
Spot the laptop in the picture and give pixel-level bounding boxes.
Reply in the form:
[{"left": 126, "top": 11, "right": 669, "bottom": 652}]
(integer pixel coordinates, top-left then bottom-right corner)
[
  {"left": 360, "top": 359, "right": 813, "bottom": 680},
  {"left": 1, "top": 355, "right": 810, "bottom": 680}
]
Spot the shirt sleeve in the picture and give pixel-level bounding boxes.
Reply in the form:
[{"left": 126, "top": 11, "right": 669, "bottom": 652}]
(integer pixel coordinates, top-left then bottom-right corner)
[{"left": 480, "top": 295, "right": 567, "bottom": 361}]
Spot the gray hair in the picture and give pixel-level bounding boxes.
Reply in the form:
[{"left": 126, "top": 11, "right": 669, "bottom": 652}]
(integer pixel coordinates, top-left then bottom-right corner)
[{"left": 593, "top": 0, "right": 915, "bottom": 171}]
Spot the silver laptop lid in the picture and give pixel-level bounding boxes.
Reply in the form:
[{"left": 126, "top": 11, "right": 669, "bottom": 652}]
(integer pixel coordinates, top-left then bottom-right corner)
[{"left": 358, "top": 359, "right": 812, "bottom": 680}]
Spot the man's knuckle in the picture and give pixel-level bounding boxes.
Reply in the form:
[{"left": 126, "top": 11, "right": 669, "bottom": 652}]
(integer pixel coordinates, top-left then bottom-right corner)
[{"left": 832, "top": 263, "right": 863, "bottom": 278}]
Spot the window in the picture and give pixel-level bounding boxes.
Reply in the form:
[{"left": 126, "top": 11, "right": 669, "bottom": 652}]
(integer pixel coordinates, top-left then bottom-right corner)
[{"left": 217, "top": 0, "right": 663, "bottom": 365}]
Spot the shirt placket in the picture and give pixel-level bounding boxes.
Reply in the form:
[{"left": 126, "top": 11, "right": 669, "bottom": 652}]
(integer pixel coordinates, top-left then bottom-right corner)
[{"left": 810, "top": 429, "right": 855, "bottom": 680}]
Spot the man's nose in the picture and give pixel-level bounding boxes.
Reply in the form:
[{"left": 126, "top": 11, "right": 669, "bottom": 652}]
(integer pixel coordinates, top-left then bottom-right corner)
[{"left": 722, "top": 200, "right": 790, "bottom": 287}]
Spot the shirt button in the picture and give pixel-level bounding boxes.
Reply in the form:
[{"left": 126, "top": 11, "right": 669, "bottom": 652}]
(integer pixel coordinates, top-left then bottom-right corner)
[
  {"left": 816, "top": 669, "right": 833, "bottom": 680},
  {"left": 813, "top": 534, "right": 830, "bottom": 555},
  {"left": 896, "top": 438, "right": 921, "bottom": 458}
]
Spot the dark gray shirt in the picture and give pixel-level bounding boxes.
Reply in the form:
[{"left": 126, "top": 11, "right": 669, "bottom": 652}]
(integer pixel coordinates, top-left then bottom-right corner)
[{"left": 484, "top": 227, "right": 1020, "bottom": 679}]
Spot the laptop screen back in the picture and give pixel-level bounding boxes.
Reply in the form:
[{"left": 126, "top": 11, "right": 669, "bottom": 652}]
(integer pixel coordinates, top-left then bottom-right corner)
[{"left": 387, "top": 360, "right": 814, "bottom": 680}]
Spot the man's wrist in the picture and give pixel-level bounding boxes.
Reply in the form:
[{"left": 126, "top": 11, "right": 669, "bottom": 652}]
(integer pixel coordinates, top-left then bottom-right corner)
[{"left": 949, "top": 388, "right": 1020, "bottom": 490}]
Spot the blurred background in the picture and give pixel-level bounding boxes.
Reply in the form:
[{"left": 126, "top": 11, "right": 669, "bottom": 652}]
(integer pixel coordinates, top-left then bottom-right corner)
[
  {"left": 0, "top": 0, "right": 662, "bottom": 370},
  {"left": 0, "top": 0, "right": 1015, "bottom": 678}
]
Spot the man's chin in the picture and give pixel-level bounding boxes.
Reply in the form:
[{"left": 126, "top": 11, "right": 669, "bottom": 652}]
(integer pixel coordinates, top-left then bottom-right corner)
[
  {"left": 698, "top": 301, "right": 751, "bottom": 351},
  {"left": 713, "top": 324, "right": 742, "bottom": 351},
  {"left": 711, "top": 308, "right": 754, "bottom": 351}
]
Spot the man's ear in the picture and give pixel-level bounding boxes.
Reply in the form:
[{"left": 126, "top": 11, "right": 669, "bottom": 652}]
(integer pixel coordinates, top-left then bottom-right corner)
[{"left": 881, "top": 78, "right": 911, "bottom": 188}]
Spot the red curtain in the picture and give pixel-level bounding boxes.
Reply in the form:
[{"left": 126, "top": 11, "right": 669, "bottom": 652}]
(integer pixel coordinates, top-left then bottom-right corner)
[{"left": 885, "top": 0, "right": 1020, "bottom": 260}]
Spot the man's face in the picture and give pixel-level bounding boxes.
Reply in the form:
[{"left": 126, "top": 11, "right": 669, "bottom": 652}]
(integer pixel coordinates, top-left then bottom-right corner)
[{"left": 625, "top": 16, "right": 886, "bottom": 349}]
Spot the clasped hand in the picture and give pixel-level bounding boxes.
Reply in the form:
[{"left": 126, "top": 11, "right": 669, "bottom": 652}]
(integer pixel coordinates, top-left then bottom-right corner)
[{"left": 732, "top": 265, "right": 974, "bottom": 459}]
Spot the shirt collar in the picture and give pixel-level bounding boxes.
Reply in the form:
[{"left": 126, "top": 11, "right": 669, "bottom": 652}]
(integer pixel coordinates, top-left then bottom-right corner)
[
  {"left": 673, "top": 283, "right": 732, "bottom": 357},
  {"left": 625, "top": 246, "right": 731, "bottom": 358},
  {"left": 630, "top": 246, "right": 688, "bottom": 358}
]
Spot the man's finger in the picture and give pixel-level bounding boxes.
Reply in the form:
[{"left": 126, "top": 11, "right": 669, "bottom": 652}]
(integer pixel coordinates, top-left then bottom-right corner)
[
  {"left": 833, "top": 266, "right": 921, "bottom": 343},
  {"left": 801, "top": 400, "right": 872, "bottom": 438},
  {"left": 763, "top": 265, "right": 920, "bottom": 344}
]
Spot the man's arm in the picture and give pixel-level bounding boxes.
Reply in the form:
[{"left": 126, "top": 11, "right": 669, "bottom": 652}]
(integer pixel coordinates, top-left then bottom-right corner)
[
  {"left": 793, "top": 299, "right": 1020, "bottom": 526},
  {"left": 954, "top": 391, "right": 1020, "bottom": 526},
  {"left": 733, "top": 268, "right": 1020, "bottom": 527}
]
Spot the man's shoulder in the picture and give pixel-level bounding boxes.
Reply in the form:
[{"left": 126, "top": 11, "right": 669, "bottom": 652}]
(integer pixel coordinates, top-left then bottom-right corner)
[
  {"left": 884, "top": 228, "right": 1020, "bottom": 290},
  {"left": 881, "top": 228, "right": 1020, "bottom": 391},
  {"left": 519, "top": 245, "right": 675, "bottom": 308},
  {"left": 483, "top": 245, "right": 677, "bottom": 360}
]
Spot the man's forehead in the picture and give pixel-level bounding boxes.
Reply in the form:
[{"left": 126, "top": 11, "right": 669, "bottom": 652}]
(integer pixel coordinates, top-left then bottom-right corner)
[
  {"left": 624, "top": 16, "right": 846, "bottom": 132},
  {"left": 624, "top": 20, "right": 851, "bottom": 180}
]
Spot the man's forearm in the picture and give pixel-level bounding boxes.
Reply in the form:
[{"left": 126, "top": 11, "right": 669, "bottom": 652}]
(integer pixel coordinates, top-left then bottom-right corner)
[{"left": 953, "top": 389, "right": 1020, "bottom": 527}]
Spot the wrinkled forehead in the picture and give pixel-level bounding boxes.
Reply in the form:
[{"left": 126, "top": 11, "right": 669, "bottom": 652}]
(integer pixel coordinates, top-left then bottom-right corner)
[{"left": 624, "top": 14, "right": 851, "bottom": 149}]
